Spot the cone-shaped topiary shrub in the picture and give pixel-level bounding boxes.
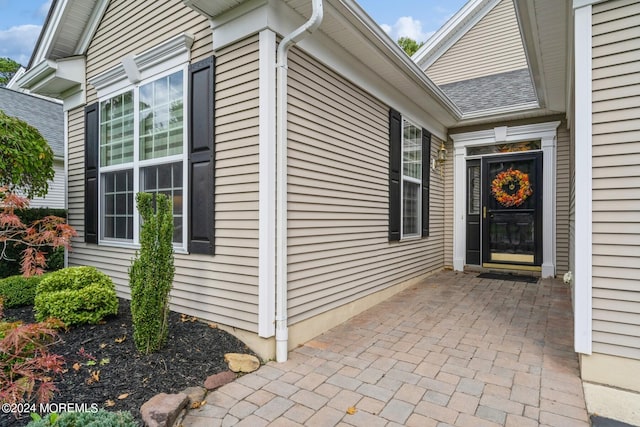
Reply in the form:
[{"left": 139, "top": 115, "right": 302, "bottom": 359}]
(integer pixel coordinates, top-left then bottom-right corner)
[{"left": 129, "top": 193, "right": 175, "bottom": 354}]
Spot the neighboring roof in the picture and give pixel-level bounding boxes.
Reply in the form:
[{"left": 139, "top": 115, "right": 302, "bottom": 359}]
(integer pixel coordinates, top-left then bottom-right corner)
[
  {"left": 0, "top": 87, "right": 64, "bottom": 158},
  {"left": 440, "top": 68, "right": 537, "bottom": 114}
]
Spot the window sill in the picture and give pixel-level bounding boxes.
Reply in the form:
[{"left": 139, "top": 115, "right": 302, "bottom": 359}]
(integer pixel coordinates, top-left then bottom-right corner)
[
  {"left": 400, "top": 234, "right": 422, "bottom": 242},
  {"left": 96, "top": 240, "right": 188, "bottom": 254}
]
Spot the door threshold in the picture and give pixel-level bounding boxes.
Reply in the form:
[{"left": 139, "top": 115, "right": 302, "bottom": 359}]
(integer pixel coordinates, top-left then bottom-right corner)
[{"left": 482, "top": 263, "right": 541, "bottom": 272}]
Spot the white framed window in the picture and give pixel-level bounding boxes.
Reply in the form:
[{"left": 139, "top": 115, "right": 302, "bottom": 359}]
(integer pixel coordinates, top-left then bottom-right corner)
[
  {"left": 98, "top": 67, "right": 188, "bottom": 250},
  {"left": 401, "top": 119, "right": 422, "bottom": 238}
]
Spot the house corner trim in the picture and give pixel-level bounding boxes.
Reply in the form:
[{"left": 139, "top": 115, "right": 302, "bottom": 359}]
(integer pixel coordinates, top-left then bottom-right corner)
[
  {"left": 258, "top": 29, "right": 276, "bottom": 338},
  {"left": 573, "top": 4, "right": 593, "bottom": 355}
]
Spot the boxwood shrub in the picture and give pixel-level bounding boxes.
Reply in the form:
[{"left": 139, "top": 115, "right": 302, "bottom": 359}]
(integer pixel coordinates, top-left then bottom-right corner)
[
  {"left": 34, "top": 266, "right": 118, "bottom": 326},
  {"left": 0, "top": 274, "right": 46, "bottom": 307}
]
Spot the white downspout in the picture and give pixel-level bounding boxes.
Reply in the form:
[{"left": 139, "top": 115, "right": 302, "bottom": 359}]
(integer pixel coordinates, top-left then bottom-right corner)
[{"left": 276, "top": 0, "right": 324, "bottom": 363}]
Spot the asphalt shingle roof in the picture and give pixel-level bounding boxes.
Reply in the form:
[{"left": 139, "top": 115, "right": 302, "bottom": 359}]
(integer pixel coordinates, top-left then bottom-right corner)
[
  {"left": 439, "top": 68, "right": 537, "bottom": 114},
  {"left": 0, "top": 87, "right": 64, "bottom": 158}
]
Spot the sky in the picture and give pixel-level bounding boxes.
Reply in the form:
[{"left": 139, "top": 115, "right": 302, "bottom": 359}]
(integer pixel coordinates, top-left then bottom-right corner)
[{"left": 0, "top": 0, "right": 467, "bottom": 67}]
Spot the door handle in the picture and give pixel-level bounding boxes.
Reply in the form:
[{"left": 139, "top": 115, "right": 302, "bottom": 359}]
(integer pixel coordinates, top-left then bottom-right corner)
[{"left": 483, "top": 206, "right": 486, "bottom": 219}]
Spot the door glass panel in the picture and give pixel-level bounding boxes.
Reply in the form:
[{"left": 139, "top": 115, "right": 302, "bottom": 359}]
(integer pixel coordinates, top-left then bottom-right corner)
[
  {"left": 468, "top": 165, "right": 480, "bottom": 215},
  {"left": 468, "top": 141, "right": 540, "bottom": 156},
  {"left": 485, "top": 156, "right": 538, "bottom": 265}
]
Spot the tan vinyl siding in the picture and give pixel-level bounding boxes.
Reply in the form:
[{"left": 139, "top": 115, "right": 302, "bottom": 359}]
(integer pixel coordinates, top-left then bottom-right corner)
[
  {"left": 427, "top": 0, "right": 528, "bottom": 85},
  {"left": 286, "top": 48, "right": 445, "bottom": 325},
  {"left": 67, "top": 0, "right": 261, "bottom": 332},
  {"left": 591, "top": 0, "right": 640, "bottom": 360},
  {"left": 556, "top": 124, "right": 570, "bottom": 274},
  {"left": 29, "top": 160, "right": 65, "bottom": 209}
]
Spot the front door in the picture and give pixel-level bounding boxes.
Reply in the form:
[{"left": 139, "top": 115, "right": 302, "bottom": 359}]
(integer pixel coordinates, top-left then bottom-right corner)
[{"left": 478, "top": 152, "right": 543, "bottom": 267}]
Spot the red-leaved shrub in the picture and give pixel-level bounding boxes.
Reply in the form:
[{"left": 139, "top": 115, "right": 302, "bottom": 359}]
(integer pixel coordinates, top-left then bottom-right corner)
[{"left": 0, "top": 318, "right": 65, "bottom": 406}]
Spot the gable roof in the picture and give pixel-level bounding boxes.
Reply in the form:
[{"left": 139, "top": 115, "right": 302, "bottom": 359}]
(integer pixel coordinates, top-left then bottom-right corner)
[
  {"left": 21, "top": 0, "right": 461, "bottom": 137},
  {"left": 440, "top": 68, "right": 537, "bottom": 114},
  {"left": 413, "top": 0, "right": 570, "bottom": 125},
  {"left": 0, "top": 87, "right": 64, "bottom": 158},
  {"left": 20, "top": 0, "right": 570, "bottom": 129}
]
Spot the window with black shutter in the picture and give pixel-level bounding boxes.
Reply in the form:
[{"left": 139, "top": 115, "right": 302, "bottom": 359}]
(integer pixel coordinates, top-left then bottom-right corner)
[
  {"left": 84, "top": 55, "right": 216, "bottom": 255},
  {"left": 388, "top": 109, "right": 430, "bottom": 241}
]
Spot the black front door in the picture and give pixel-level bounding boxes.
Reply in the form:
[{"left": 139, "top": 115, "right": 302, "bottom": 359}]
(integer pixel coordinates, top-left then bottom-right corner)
[{"left": 481, "top": 152, "right": 542, "bottom": 267}]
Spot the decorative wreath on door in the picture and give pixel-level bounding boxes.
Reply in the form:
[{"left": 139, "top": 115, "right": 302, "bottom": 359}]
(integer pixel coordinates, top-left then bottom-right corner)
[{"left": 491, "top": 168, "right": 533, "bottom": 207}]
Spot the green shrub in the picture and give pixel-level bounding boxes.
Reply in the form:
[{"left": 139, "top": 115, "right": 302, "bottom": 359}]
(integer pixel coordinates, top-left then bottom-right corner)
[
  {"left": 35, "top": 283, "right": 118, "bottom": 326},
  {"left": 37, "top": 266, "right": 111, "bottom": 294},
  {"left": 34, "top": 266, "right": 118, "bottom": 326},
  {"left": 129, "top": 193, "right": 175, "bottom": 354},
  {"left": 26, "top": 409, "right": 139, "bottom": 427},
  {"left": 0, "top": 208, "right": 67, "bottom": 279},
  {"left": 0, "top": 274, "right": 45, "bottom": 307}
]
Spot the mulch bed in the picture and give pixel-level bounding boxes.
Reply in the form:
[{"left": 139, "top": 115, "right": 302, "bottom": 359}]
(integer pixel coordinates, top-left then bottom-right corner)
[{"left": 1, "top": 298, "right": 256, "bottom": 426}]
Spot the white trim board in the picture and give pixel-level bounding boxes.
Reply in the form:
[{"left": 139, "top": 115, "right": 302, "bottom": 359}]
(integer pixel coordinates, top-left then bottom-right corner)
[
  {"left": 258, "top": 29, "right": 276, "bottom": 338},
  {"left": 572, "top": 4, "right": 593, "bottom": 355},
  {"left": 450, "top": 121, "right": 560, "bottom": 277}
]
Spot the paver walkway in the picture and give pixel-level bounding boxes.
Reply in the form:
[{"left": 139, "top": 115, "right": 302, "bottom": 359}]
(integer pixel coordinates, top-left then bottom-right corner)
[{"left": 180, "top": 270, "right": 589, "bottom": 426}]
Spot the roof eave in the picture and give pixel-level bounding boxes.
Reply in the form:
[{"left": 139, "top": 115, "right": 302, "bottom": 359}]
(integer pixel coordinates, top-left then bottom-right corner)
[
  {"left": 17, "top": 57, "right": 85, "bottom": 100},
  {"left": 330, "top": 0, "right": 462, "bottom": 125}
]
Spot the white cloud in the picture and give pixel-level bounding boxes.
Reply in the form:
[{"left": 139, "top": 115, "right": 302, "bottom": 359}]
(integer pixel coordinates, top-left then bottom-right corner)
[
  {"left": 379, "top": 16, "right": 431, "bottom": 43},
  {"left": 38, "top": 0, "right": 53, "bottom": 19},
  {"left": 0, "top": 24, "right": 41, "bottom": 65}
]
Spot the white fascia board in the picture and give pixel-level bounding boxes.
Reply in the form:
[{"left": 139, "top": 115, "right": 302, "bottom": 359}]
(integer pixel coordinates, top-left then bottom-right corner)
[
  {"left": 333, "top": 0, "right": 461, "bottom": 119},
  {"left": 573, "top": 4, "right": 593, "bottom": 355},
  {"left": 451, "top": 121, "right": 560, "bottom": 146},
  {"left": 209, "top": 0, "right": 457, "bottom": 139},
  {"left": 31, "top": 0, "right": 70, "bottom": 65},
  {"left": 413, "top": 0, "right": 500, "bottom": 70},
  {"left": 75, "top": 0, "right": 110, "bottom": 55},
  {"left": 459, "top": 101, "right": 542, "bottom": 121},
  {"left": 513, "top": 0, "right": 548, "bottom": 110},
  {"left": 16, "top": 60, "right": 58, "bottom": 90}
]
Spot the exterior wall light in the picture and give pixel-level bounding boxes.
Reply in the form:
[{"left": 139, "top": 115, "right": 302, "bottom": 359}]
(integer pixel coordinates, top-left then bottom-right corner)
[{"left": 431, "top": 141, "right": 447, "bottom": 177}]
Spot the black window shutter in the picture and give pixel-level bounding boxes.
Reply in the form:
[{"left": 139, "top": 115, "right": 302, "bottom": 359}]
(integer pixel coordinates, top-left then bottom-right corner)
[
  {"left": 422, "top": 129, "right": 432, "bottom": 237},
  {"left": 84, "top": 102, "right": 99, "bottom": 244},
  {"left": 389, "top": 108, "right": 402, "bottom": 241},
  {"left": 188, "top": 56, "right": 216, "bottom": 255}
]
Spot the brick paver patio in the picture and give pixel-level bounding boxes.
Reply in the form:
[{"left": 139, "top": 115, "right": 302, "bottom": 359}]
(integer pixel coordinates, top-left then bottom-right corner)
[{"left": 180, "top": 270, "right": 589, "bottom": 426}]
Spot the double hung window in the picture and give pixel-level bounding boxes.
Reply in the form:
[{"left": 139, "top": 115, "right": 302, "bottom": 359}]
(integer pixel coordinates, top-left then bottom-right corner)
[
  {"left": 402, "top": 120, "right": 422, "bottom": 237},
  {"left": 98, "top": 69, "right": 186, "bottom": 248},
  {"left": 388, "top": 108, "right": 430, "bottom": 241}
]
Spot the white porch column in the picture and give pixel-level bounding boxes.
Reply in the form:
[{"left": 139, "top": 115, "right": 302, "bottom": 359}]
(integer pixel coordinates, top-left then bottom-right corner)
[
  {"left": 453, "top": 145, "right": 467, "bottom": 271},
  {"left": 541, "top": 135, "right": 557, "bottom": 278},
  {"left": 573, "top": 3, "right": 593, "bottom": 355}
]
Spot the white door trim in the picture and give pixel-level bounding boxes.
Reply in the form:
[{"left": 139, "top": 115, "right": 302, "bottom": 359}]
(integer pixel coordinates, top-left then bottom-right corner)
[{"left": 451, "top": 121, "right": 560, "bottom": 277}]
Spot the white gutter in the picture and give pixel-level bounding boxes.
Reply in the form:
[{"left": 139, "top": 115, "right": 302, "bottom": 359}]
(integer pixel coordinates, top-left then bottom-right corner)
[{"left": 275, "top": 0, "right": 324, "bottom": 363}]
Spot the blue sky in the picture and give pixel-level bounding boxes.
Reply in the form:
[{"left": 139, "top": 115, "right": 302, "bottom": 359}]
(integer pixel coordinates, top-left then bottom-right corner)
[{"left": 0, "top": 0, "right": 467, "bottom": 67}]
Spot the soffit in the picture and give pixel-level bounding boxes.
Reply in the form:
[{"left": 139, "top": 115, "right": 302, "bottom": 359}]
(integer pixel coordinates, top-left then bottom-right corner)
[
  {"left": 48, "top": 1, "right": 96, "bottom": 60},
  {"left": 516, "top": 0, "right": 570, "bottom": 114}
]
